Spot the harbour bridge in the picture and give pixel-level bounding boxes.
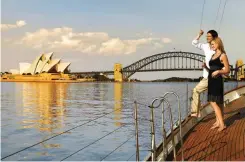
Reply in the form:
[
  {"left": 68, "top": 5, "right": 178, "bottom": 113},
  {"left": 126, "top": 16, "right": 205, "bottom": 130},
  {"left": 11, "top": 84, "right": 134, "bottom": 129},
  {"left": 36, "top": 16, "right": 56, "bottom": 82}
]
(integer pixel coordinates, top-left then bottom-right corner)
[{"left": 70, "top": 51, "right": 241, "bottom": 80}]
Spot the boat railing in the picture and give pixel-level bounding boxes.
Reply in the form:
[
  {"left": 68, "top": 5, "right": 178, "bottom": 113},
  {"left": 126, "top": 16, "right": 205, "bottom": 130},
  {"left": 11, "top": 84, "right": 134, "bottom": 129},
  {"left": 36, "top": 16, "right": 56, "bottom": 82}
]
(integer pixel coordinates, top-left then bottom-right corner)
[
  {"left": 133, "top": 92, "right": 183, "bottom": 162},
  {"left": 133, "top": 81, "right": 241, "bottom": 162}
]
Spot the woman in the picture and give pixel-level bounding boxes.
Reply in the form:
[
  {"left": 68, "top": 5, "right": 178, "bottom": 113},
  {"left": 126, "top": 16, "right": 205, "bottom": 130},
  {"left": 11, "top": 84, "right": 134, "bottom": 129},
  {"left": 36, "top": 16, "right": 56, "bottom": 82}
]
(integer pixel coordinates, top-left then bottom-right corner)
[{"left": 207, "top": 37, "right": 230, "bottom": 132}]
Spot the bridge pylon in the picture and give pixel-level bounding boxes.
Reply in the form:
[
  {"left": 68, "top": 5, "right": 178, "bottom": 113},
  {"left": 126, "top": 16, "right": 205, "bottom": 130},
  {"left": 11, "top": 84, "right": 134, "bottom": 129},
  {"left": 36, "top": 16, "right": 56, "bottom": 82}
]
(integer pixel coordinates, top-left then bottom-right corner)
[
  {"left": 114, "top": 63, "right": 123, "bottom": 82},
  {"left": 236, "top": 59, "right": 244, "bottom": 80}
]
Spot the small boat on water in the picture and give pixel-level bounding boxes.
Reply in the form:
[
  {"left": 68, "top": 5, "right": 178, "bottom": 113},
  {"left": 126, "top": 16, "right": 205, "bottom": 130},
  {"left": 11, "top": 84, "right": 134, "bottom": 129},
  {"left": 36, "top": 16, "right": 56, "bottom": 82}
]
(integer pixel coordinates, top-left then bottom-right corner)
[{"left": 143, "top": 85, "right": 245, "bottom": 161}]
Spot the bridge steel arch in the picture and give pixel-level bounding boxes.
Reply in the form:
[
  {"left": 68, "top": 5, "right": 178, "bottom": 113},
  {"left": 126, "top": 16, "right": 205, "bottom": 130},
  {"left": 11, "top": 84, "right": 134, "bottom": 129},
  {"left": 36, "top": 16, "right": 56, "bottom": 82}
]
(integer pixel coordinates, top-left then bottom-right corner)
[{"left": 122, "top": 51, "right": 205, "bottom": 79}]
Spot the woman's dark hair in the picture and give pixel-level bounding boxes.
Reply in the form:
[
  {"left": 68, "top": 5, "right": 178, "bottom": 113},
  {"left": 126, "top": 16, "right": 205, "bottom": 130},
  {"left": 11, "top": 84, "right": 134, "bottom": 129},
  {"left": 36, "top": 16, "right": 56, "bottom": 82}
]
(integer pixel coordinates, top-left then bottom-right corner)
[{"left": 207, "top": 30, "right": 218, "bottom": 38}]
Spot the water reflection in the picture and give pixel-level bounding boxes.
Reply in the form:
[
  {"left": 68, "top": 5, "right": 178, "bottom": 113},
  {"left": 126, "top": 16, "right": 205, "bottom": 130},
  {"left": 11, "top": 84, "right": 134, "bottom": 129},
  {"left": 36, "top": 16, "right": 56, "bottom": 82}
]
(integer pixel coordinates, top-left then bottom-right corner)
[
  {"left": 2, "top": 82, "right": 241, "bottom": 160},
  {"left": 114, "top": 83, "right": 122, "bottom": 126},
  {"left": 20, "top": 83, "right": 68, "bottom": 132}
]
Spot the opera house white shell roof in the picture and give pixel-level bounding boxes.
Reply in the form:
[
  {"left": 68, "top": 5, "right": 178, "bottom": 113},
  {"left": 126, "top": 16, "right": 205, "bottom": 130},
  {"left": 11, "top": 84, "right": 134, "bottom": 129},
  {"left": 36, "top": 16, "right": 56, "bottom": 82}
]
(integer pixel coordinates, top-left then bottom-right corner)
[{"left": 9, "top": 52, "right": 71, "bottom": 75}]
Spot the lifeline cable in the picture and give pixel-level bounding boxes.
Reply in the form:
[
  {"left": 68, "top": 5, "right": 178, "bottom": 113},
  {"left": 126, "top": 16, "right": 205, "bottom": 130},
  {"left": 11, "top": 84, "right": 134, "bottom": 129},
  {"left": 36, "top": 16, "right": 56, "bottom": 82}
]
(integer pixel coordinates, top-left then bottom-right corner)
[
  {"left": 1, "top": 104, "right": 132, "bottom": 160},
  {"left": 100, "top": 134, "right": 135, "bottom": 161},
  {"left": 60, "top": 124, "right": 126, "bottom": 161}
]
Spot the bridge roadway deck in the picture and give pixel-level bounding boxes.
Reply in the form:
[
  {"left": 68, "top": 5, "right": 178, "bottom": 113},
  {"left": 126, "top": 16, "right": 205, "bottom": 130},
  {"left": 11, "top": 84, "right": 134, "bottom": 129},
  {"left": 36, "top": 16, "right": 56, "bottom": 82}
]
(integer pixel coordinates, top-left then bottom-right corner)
[{"left": 70, "top": 68, "right": 204, "bottom": 75}]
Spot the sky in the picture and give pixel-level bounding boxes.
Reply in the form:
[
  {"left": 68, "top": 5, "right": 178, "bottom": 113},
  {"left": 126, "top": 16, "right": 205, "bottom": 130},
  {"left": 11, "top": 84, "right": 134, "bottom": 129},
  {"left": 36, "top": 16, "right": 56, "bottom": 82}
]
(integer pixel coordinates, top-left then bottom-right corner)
[{"left": 1, "top": 0, "right": 245, "bottom": 80}]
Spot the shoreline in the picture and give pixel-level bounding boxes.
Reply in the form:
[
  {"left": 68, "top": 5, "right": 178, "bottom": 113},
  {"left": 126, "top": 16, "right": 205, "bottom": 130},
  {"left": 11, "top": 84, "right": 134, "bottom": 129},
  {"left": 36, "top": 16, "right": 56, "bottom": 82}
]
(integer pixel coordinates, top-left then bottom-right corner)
[{"left": 1, "top": 79, "right": 244, "bottom": 83}]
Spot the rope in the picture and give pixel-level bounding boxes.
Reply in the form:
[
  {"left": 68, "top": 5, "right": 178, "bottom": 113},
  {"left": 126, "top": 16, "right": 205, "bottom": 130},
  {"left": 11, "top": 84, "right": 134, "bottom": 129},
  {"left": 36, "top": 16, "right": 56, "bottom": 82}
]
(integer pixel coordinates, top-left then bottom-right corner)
[
  {"left": 218, "top": 0, "right": 228, "bottom": 33},
  {"left": 200, "top": 0, "right": 206, "bottom": 29}
]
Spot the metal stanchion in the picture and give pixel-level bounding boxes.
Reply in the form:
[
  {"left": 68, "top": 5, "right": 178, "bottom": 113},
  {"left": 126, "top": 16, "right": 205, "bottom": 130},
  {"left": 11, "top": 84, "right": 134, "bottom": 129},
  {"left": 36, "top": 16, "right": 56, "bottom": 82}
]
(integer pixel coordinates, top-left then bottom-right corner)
[
  {"left": 161, "top": 99, "right": 170, "bottom": 162},
  {"left": 186, "top": 83, "right": 189, "bottom": 115},
  {"left": 150, "top": 104, "right": 156, "bottom": 162},
  {"left": 134, "top": 101, "right": 140, "bottom": 162},
  {"left": 161, "top": 92, "right": 184, "bottom": 161}
]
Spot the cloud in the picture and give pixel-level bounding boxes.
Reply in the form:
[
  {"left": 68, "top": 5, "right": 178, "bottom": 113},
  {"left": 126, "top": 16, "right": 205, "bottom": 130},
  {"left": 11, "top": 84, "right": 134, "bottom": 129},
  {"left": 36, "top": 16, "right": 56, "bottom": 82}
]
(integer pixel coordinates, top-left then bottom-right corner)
[
  {"left": 1, "top": 20, "right": 26, "bottom": 31},
  {"left": 162, "top": 38, "right": 172, "bottom": 43},
  {"left": 18, "top": 27, "right": 172, "bottom": 55}
]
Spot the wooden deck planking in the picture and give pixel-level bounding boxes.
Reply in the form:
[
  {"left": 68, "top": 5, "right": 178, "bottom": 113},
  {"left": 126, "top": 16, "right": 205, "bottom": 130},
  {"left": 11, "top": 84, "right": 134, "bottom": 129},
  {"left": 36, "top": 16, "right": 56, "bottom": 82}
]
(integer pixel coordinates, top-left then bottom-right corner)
[{"left": 175, "top": 96, "right": 245, "bottom": 161}]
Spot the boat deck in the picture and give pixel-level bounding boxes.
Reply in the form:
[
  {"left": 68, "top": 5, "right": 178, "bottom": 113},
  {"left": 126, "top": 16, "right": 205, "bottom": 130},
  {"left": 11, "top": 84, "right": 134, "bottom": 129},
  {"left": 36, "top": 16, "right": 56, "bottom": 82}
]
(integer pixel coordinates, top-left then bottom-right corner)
[{"left": 175, "top": 96, "right": 245, "bottom": 161}]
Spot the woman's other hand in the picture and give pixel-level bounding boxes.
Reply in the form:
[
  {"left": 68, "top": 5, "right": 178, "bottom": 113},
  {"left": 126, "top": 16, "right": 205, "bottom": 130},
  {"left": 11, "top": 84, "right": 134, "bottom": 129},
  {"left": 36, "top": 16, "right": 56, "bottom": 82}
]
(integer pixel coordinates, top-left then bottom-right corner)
[{"left": 212, "top": 70, "right": 220, "bottom": 78}]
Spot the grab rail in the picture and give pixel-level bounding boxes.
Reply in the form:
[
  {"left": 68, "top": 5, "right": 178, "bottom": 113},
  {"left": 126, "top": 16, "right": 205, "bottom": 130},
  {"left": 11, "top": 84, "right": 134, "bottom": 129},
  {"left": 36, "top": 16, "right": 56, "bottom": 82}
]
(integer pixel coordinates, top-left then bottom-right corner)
[{"left": 134, "top": 91, "right": 183, "bottom": 162}]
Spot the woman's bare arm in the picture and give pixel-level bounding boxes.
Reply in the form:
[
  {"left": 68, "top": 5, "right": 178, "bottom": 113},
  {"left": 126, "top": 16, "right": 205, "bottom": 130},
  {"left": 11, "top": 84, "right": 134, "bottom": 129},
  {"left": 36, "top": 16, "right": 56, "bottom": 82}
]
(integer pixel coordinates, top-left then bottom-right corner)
[{"left": 219, "top": 54, "right": 230, "bottom": 75}]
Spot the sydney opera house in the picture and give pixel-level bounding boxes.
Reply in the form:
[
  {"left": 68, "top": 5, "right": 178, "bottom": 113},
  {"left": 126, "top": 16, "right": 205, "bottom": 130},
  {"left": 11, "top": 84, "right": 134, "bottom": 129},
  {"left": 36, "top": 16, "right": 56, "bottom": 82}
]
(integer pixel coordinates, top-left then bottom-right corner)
[
  {"left": 9, "top": 52, "right": 70, "bottom": 75},
  {"left": 0, "top": 52, "right": 85, "bottom": 82}
]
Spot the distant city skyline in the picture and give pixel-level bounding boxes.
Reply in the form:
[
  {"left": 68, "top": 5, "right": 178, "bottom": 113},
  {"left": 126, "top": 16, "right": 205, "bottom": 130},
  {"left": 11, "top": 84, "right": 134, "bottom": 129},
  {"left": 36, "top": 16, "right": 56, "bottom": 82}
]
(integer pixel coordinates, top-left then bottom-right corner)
[{"left": 1, "top": 0, "right": 245, "bottom": 80}]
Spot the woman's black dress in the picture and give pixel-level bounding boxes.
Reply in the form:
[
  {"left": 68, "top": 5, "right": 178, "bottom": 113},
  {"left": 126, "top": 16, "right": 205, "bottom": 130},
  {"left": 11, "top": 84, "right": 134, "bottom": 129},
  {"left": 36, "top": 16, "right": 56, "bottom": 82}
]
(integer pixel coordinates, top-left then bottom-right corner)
[{"left": 208, "top": 54, "right": 224, "bottom": 104}]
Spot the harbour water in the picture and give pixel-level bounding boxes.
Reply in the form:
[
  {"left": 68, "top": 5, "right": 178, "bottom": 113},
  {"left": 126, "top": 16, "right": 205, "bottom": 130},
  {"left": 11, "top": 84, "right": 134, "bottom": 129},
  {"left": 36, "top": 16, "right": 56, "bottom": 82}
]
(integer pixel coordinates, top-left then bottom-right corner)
[{"left": 1, "top": 81, "right": 244, "bottom": 161}]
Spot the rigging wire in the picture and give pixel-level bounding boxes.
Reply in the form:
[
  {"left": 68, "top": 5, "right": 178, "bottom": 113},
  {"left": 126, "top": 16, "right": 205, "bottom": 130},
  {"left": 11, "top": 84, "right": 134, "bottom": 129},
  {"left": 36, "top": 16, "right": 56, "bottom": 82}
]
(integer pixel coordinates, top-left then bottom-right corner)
[
  {"left": 200, "top": 0, "right": 206, "bottom": 29},
  {"left": 214, "top": 0, "right": 222, "bottom": 28},
  {"left": 218, "top": 0, "right": 228, "bottom": 33}
]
